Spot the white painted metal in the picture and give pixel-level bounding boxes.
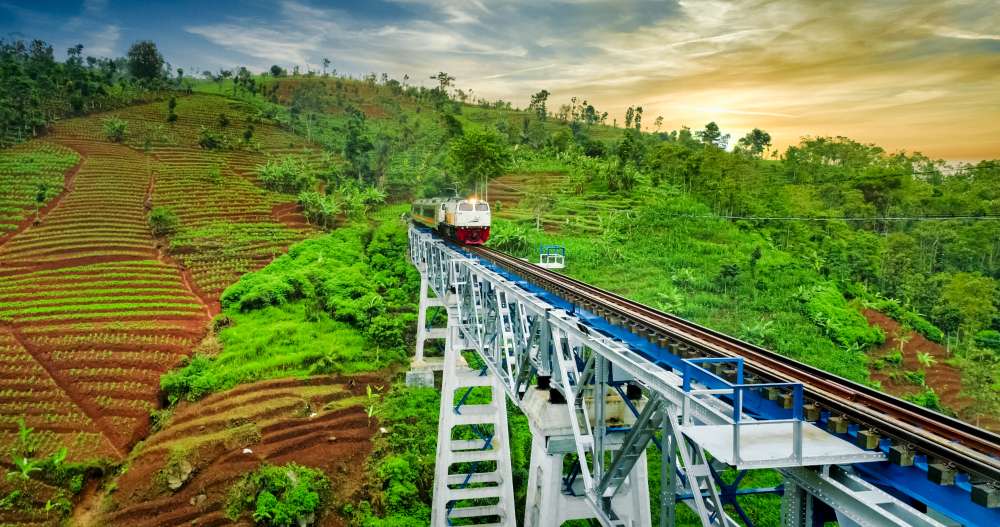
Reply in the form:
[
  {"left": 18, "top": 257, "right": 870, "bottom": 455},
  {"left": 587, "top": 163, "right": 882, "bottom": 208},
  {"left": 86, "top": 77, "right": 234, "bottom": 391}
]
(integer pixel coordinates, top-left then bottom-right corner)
[
  {"left": 538, "top": 252, "right": 565, "bottom": 269},
  {"left": 409, "top": 226, "right": 950, "bottom": 527},
  {"left": 430, "top": 313, "right": 516, "bottom": 526},
  {"left": 783, "top": 466, "right": 947, "bottom": 527}
]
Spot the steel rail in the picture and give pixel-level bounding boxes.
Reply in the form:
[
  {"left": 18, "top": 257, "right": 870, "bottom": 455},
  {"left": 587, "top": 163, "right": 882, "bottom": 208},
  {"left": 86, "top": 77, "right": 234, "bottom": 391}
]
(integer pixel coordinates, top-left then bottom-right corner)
[{"left": 466, "top": 244, "right": 1000, "bottom": 484}]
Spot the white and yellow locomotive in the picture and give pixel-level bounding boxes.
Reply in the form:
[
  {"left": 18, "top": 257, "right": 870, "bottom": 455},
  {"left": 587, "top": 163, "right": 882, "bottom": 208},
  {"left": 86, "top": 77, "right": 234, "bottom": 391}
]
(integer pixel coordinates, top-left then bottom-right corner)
[{"left": 411, "top": 197, "right": 491, "bottom": 245}]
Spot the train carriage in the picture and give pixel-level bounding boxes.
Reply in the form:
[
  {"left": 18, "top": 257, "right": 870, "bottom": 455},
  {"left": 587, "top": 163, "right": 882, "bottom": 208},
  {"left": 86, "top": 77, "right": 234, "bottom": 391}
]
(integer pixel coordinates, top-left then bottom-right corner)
[{"left": 411, "top": 197, "right": 491, "bottom": 245}]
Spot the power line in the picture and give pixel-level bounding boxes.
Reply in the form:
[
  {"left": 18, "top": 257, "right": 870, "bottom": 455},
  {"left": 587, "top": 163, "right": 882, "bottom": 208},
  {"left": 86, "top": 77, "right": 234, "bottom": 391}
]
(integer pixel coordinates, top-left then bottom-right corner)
[{"left": 664, "top": 213, "right": 1000, "bottom": 222}]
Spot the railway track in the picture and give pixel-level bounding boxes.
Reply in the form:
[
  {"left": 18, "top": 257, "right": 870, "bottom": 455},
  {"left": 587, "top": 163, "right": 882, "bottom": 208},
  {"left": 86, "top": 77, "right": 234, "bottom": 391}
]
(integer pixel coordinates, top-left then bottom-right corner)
[{"left": 467, "top": 244, "right": 1000, "bottom": 485}]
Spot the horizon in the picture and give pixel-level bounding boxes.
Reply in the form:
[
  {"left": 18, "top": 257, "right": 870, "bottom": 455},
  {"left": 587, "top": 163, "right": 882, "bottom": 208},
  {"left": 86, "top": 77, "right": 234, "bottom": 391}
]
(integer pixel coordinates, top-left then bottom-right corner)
[{"left": 2, "top": 0, "right": 999, "bottom": 161}]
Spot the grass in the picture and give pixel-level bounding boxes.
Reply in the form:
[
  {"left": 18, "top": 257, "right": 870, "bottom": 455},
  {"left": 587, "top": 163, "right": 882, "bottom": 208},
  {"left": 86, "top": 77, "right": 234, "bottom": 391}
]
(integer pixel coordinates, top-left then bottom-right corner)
[
  {"left": 161, "top": 211, "right": 418, "bottom": 403},
  {"left": 492, "top": 180, "right": 875, "bottom": 384}
]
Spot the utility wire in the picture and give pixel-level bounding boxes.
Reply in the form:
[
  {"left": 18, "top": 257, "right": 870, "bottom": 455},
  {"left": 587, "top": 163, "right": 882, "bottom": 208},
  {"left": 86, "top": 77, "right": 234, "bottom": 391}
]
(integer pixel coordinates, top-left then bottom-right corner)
[{"left": 665, "top": 213, "right": 1000, "bottom": 222}]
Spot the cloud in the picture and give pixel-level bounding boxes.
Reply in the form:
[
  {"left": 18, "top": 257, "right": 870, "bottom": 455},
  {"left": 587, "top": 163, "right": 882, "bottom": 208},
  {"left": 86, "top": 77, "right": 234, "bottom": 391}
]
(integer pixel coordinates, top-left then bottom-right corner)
[
  {"left": 184, "top": 22, "right": 321, "bottom": 66},
  {"left": 65, "top": 0, "right": 109, "bottom": 31},
  {"left": 182, "top": 0, "right": 998, "bottom": 158},
  {"left": 85, "top": 24, "right": 119, "bottom": 56},
  {"left": 932, "top": 26, "right": 1000, "bottom": 41}
]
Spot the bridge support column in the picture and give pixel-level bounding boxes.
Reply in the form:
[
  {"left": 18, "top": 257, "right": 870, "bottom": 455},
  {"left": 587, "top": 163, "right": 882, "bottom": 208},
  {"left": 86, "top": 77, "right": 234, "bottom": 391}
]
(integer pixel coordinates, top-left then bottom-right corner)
[
  {"left": 521, "top": 387, "right": 652, "bottom": 526},
  {"left": 430, "top": 314, "right": 516, "bottom": 526},
  {"left": 524, "top": 433, "right": 594, "bottom": 526},
  {"left": 406, "top": 274, "right": 443, "bottom": 387}
]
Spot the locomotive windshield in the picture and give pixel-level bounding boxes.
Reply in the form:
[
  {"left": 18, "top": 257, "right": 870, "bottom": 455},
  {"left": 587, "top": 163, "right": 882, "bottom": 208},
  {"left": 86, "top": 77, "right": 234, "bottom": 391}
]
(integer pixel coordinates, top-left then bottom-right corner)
[
  {"left": 458, "top": 202, "right": 473, "bottom": 211},
  {"left": 475, "top": 203, "right": 489, "bottom": 211}
]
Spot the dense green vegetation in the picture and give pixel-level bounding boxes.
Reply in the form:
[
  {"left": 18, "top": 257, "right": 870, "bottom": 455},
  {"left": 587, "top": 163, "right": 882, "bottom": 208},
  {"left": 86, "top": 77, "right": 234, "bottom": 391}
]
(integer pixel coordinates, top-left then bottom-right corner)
[
  {"left": 0, "top": 38, "right": 178, "bottom": 146},
  {"left": 161, "top": 211, "right": 417, "bottom": 403},
  {"left": 3, "top": 35, "right": 998, "bottom": 526},
  {"left": 226, "top": 463, "right": 331, "bottom": 526}
]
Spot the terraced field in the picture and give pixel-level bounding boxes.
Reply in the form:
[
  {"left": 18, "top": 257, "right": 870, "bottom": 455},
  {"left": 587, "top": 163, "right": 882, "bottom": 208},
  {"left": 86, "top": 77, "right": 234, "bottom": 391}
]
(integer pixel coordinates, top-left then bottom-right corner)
[
  {"left": 0, "top": 138, "right": 210, "bottom": 456},
  {"left": 0, "top": 142, "right": 79, "bottom": 241},
  {"left": 96, "top": 376, "right": 378, "bottom": 527},
  {"left": 50, "top": 94, "right": 320, "bottom": 306},
  {"left": 0, "top": 94, "right": 320, "bottom": 468}
]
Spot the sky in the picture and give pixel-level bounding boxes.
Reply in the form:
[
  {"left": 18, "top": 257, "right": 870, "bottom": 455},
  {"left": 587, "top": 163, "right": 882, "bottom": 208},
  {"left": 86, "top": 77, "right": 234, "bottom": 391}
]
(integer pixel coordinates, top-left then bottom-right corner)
[{"left": 3, "top": 0, "right": 999, "bottom": 160}]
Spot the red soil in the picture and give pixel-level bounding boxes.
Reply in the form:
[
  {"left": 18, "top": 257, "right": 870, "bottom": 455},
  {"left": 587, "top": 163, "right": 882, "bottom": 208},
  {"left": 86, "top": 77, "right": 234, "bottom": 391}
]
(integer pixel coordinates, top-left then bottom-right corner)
[
  {"left": 863, "top": 309, "right": 998, "bottom": 431},
  {"left": 99, "top": 376, "right": 383, "bottom": 527},
  {"left": 272, "top": 202, "right": 311, "bottom": 230}
]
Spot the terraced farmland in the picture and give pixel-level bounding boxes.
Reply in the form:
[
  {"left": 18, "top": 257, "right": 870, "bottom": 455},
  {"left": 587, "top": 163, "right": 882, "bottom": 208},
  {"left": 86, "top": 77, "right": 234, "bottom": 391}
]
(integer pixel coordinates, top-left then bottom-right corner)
[
  {"left": 97, "top": 376, "right": 378, "bottom": 527},
  {"left": 50, "top": 94, "right": 319, "bottom": 306},
  {"left": 0, "top": 137, "right": 210, "bottom": 455},
  {"left": 0, "top": 141, "right": 79, "bottom": 241},
  {"left": 488, "top": 171, "right": 642, "bottom": 233},
  {"left": 0, "top": 94, "right": 320, "bottom": 472}
]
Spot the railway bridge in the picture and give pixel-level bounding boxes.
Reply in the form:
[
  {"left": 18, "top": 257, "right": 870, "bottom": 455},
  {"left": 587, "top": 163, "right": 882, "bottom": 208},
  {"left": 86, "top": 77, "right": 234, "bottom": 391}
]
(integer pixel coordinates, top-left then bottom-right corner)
[{"left": 406, "top": 226, "right": 1000, "bottom": 527}]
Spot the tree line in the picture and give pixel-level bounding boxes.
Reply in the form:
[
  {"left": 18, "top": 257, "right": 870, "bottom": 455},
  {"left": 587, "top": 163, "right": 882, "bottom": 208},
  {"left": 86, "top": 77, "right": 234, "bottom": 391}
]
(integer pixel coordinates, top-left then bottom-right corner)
[{"left": 0, "top": 38, "right": 178, "bottom": 147}]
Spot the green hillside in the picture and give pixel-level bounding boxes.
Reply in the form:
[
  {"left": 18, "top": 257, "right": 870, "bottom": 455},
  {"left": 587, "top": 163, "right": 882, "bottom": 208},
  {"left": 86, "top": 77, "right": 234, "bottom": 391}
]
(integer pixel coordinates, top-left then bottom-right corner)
[{"left": 1, "top": 38, "right": 998, "bottom": 527}]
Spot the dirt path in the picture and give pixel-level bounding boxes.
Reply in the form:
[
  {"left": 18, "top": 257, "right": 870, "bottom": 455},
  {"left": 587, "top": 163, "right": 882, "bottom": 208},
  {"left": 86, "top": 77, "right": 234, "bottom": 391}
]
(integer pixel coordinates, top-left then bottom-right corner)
[{"left": 144, "top": 156, "right": 219, "bottom": 318}]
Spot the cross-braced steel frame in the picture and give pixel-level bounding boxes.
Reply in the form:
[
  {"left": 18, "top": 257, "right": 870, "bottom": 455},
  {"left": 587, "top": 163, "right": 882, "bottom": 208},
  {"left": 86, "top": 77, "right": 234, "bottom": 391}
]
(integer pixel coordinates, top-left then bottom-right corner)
[{"left": 409, "top": 226, "right": 949, "bottom": 527}]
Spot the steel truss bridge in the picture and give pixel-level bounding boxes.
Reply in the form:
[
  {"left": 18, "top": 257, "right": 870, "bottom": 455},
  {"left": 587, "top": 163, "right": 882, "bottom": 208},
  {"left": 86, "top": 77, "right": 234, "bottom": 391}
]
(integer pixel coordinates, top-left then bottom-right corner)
[{"left": 406, "top": 226, "right": 1000, "bottom": 527}]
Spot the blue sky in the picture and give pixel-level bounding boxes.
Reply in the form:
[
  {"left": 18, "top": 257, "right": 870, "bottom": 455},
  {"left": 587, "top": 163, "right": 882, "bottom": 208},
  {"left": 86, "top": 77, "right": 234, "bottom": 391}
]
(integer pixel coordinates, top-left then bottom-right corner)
[{"left": 3, "top": 0, "right": 999, "bottom": 159}]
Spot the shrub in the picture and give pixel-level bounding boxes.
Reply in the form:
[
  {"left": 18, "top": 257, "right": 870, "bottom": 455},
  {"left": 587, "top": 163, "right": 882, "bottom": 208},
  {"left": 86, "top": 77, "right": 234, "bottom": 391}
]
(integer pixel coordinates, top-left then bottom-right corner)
[
  {"left": 974, "top": 329, "right": 1000, "bottom": 351},
  {"left": 488, "top": 219, "right": 530, "bottom": 255},
  {"left": 160, "top": 354, "right": 217, "bottom": 402},
  {"left": 257, "top": 156, "right": 313, "bottom": 193},
  {"left": 225, "top": 463, "right": 330, "bottom": 527},
  {"left": 198, "top": 126, "right": 224, "bottom": 149},
  {"left": 905, "top": 387, "right": 947, "bottom": 413},
  {"left": 904, "top": 369, "right": 926, "bottom": 386},
  {"left": 102, "top": 117, "right": 127, "bottom": 142},
  {"left": 799, "top": 284, "right": 884, "bottom": 349},
  {"left": 148, "top": 206, "right": 179, "bottom": 236}
]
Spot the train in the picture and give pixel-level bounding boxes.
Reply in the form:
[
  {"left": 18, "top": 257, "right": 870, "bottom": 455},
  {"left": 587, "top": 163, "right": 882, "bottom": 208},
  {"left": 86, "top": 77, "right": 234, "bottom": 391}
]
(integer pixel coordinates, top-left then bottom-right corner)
[{"left": 411, "top": 197, "right": 491, "bottom": 245}]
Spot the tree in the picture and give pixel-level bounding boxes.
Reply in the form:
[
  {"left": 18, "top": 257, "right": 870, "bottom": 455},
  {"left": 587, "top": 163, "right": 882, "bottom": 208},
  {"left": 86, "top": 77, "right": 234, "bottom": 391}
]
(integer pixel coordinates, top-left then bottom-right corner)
[
  {"left": 166, "top": 96, "right": 178, "bottom": 122},
  {"left": 447, "top": 129, "right": 511, "bottom": 191},
  {"left": 148, "top": 207, "right": 179, "bottom": 236},
  {"left": 126, "top": 41, "right": 164, "bottom": 82},
  {"left": 696, "top": 121, "right": 729, "bottom": 149},
  {"left": 737, "top": 128, "right": 771, "bottom": 157},
  {"left": 102, "top": 116, "right": 126, "bottom": 142},
  {"left": 654, "top": 116, "right": 664, "bottom": 132},
  {"left": 343, "top": 108, "right": 374, "bottom": 184},
  {"left": 937, "top": 272, "right": 998, "bottom": 338},
  {"left": 233, "top": 66, "right": 255, "bottom": 96},
  {"left": 290, "top": 81, "right": 324, "bottom": 141},
  {"left": 33, "top": 182, "right": 48, "bottom": 223},
  {"left": 270, "top": 64, "right": 285, "bottom": 77},
  {"left": 322, "top": 58, "right": 330, "bottom": 76},
  {"left": 528, "top": 90, "right": 550, "bottom": 121},
  {"left": 431, "top": 71, "right": 455, "bottom": 92}
]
